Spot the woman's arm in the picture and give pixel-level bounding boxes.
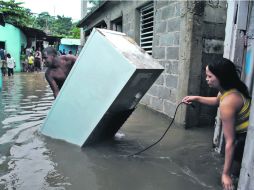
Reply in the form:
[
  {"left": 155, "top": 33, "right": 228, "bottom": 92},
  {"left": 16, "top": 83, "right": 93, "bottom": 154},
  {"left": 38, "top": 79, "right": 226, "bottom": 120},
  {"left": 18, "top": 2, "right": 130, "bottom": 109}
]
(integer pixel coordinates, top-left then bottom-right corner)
[
  {"left": 182, "top": 95, "right": 219, "bottom": 106},
  {"left": 219, "top": 95, "right": 240, "bottom": 190}
]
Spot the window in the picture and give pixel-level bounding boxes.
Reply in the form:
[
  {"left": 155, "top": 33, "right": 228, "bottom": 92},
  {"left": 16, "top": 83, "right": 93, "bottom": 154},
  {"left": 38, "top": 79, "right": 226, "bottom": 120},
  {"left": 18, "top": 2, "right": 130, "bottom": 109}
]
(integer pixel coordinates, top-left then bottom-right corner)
[
  {"left": 111, "top": 17, "right": 123, "bottom": 32},
  {"left": 140, "top": 2, "right": 154, "bottom": 55}
]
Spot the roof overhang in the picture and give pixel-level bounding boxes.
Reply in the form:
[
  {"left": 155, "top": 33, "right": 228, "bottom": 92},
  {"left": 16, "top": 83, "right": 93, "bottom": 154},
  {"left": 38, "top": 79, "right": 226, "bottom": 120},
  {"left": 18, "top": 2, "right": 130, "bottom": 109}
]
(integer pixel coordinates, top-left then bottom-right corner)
[
  {"left": 76, "top": 1, "right": 108, "bottom": 28},
  {"left": 43, "top": 35, "right": 62, "bottom": 44},
  {"left": 18, "top": 25, "right": 46, "bottom": 39}
]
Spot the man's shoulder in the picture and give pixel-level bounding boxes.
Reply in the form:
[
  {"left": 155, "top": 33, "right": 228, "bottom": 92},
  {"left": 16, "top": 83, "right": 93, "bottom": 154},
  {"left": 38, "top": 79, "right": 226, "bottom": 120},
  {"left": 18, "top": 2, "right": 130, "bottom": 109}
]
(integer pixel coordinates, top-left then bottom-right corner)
[
  {"left": 60, "top": 54, "right": 77, "bottom": 60},
  {"left": 60, "top": 55, "right": 77, "bottom": 64}
]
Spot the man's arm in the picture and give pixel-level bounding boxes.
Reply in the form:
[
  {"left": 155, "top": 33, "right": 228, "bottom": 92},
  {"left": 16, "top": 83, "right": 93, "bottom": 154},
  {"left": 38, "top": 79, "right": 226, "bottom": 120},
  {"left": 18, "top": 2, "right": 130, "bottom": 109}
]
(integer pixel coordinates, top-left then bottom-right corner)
[{"left": 45, "top": 69, "right": 59, "bottom": 98}]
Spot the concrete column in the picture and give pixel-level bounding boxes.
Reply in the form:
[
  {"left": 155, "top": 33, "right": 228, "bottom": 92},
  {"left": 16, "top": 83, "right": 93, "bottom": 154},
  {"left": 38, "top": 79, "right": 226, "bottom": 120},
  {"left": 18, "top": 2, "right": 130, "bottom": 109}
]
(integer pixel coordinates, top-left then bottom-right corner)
[
  {"left": 176, "top": 1, "right": 200, "bottom": 125},
  {"left": 80, "top": 0, "right": 87, "bottom": 46}
]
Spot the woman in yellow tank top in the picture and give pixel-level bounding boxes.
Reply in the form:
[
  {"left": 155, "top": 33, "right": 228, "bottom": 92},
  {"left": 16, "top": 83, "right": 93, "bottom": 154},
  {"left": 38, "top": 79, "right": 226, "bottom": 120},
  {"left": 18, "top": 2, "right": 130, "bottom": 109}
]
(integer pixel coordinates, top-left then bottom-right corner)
[{"left": 182, "top": 58, "right": 251, "bottom": 190}]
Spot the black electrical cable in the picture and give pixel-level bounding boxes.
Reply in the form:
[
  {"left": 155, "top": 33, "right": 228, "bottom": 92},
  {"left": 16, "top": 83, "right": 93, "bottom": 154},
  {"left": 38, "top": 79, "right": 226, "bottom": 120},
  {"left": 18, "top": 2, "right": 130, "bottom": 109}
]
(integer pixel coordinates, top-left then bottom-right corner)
[{"left": 128, "top": 102, "right": 194, "bottom": 157}]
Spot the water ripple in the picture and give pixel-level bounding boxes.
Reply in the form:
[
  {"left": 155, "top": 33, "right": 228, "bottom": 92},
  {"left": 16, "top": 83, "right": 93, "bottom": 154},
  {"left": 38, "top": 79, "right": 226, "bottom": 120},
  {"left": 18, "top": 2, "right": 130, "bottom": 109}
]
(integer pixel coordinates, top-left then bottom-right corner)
[{"left": 0, "top": 73, "right": 68, "bottom": 190}]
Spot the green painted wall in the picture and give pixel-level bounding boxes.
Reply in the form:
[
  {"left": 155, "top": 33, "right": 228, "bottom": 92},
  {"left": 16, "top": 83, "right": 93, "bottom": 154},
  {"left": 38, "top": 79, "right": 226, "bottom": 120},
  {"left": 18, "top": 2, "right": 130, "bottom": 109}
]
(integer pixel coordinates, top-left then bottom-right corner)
[{"left": 0, "top": 23, "right": 27, "bottom": 72}]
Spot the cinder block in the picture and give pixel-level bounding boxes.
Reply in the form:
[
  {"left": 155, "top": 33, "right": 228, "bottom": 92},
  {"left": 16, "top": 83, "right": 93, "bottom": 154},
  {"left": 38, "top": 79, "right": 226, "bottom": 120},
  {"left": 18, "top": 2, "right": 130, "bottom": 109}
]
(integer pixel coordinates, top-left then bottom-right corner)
[{"left": 41, "top": 29, "right": 164, "bottom": 146}]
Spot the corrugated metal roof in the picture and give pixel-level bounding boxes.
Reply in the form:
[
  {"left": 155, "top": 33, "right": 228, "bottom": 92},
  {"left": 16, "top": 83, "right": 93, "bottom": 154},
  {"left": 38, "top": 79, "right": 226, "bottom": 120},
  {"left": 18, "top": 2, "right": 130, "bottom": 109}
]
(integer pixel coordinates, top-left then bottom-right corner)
[{"left": 60, "top": 38, "right": 81, "bottom": 46}]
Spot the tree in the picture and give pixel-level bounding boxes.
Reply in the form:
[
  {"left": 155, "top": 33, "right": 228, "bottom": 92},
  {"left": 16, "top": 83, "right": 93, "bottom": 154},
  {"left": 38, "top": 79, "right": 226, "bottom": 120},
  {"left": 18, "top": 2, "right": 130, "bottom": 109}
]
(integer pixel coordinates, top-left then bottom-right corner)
[
  {"left": 0, "top": 0, "right": 33, "bottom": 26},
  {"left": 0, "top": 0, "right": 79, "bottom": 38},
  {"left": 33, "top": 12, "right": 53, "bottom": 31},
  {"left": 52, "top": 15, "right": 72, "bottom": 36},
  {"left": 70, "top": 23, "right": 80, "bottom": 38}
]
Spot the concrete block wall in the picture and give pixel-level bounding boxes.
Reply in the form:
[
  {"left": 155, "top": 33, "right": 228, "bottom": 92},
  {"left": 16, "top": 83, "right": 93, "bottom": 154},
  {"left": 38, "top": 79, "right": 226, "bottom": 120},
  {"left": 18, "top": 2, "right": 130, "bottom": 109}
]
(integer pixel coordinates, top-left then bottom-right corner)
[
  {"left": 141, "top": 1, "right": 226, "bottom": 127},
  {"left": 140, "top": 1, "right": 181, "bottom": 117},
  {"left": 82, "top": 0, "right": 182, "bottom": 118},
  {"left": 81, "top": 1, "right": 227, "bottom": 126},
  {"left": 198, "top": 1, "right": 227, "bottom": 126}
]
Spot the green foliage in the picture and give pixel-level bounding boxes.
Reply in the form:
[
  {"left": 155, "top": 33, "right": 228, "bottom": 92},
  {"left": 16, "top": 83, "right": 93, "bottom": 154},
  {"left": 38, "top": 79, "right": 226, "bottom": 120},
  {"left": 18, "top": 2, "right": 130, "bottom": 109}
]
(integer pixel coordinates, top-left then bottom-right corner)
[
  {"left": 33, "top": 14, "right": 80, "bottom": 38},
  {"left": 20, "top": 53, "right": 26, "bottom": 61},
  {"left": 0, "top": 0, "right": 80, "bottom": 38},
  {"left": 0, "top": 0, "right": 33, "bottom": 26},
  {"left": 52, "top": 15, "right": 72, "bottom": 36},
  {"left": 33, "top": 12, "right": 52, "bottom": 30},
  {"left": 70, "top": 23, "right": 80, "bottom": 39}
]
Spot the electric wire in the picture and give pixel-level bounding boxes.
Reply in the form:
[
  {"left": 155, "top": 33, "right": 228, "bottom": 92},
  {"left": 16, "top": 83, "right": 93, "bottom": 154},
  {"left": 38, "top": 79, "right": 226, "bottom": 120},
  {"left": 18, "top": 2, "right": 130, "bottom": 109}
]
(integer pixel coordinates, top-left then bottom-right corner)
[{"left": 128, "top": 102, "right": 192, "bottom": 157}]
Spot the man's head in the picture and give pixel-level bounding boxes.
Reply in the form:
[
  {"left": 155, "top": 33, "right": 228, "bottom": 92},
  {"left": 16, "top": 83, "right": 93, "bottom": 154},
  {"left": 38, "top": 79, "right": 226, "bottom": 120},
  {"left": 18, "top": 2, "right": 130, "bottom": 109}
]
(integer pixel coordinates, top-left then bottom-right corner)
[{"left": 43, "top": 47, "right": 58, "bottom": 67}]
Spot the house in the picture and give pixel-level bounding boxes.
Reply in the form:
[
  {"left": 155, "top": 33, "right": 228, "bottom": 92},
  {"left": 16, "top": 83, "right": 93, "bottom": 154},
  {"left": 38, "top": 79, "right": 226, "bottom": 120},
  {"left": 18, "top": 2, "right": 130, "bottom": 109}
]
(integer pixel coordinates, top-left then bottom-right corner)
[
  {"left": 0, "top": 14, "right": 61, "bottom": 72},
  {"left": 0, "top": 22, "right": 28, "bottom": 72},
  {"left": 59, "top": 38, "right": 81, "bottom": 55},
  {"left": 77, "top": 0, "right": 227, "bottom": 127}
]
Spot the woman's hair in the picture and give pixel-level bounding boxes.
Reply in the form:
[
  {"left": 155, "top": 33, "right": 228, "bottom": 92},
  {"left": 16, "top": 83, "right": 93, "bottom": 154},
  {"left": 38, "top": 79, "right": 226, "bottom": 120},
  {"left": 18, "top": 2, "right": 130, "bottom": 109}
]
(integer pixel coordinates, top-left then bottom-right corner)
[
  {"left": 208, "top": 58, "right": 250, "bottom": 98},
  {"left": 6, "top": 53, "right": 10, "bottom": 58}
]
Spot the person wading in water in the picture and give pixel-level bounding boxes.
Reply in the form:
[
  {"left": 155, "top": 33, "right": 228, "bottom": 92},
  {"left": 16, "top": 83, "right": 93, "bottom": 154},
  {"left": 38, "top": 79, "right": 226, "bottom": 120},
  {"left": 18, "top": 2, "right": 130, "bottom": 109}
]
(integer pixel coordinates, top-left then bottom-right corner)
[
  {"left": 182, "top": 58, "right": 251, "bottom": 190},
  {"left": 43, "top": 47, "right": 77, "bottom": 98}
]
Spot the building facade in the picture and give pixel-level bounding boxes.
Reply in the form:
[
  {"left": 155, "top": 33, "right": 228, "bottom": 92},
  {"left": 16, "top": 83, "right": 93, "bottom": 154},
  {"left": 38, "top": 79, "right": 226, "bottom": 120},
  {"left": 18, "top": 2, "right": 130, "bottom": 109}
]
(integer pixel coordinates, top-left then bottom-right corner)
[
  {"left": 78, "top": 0, "right": 227, "bottom": 127},
  {"left": 0, "top": 23, "right": 27, "bottom": 72},
  {"left": 59, "top": 38, "right": 81, "bottom": 55}
]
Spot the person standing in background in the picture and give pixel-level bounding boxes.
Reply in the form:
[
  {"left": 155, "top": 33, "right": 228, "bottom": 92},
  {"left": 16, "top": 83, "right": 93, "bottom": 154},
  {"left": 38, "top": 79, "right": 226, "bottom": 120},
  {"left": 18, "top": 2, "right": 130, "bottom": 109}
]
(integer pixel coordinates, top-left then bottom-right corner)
[
  {"left": 6, "top": 53, "right": 16, "bottom": 77},
  {"left": 27, "top": 52, "right": 34, "bottom": 72},
  {"left": 0, "top": 47, "right": 4, "bottom": 89},
  {"left": 34, "top": 49, "right": 42, "bottom": 72},
  {"left": 0, "top": 47, "right": 6, "bottom": 76}
]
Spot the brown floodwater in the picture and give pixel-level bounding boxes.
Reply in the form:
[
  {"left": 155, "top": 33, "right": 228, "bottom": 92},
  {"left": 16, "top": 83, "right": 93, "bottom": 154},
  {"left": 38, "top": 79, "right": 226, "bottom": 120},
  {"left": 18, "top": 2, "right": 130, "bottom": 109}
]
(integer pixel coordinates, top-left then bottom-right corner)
[{"left": 0, "top": 73, "right": 223, "bottom": 190}]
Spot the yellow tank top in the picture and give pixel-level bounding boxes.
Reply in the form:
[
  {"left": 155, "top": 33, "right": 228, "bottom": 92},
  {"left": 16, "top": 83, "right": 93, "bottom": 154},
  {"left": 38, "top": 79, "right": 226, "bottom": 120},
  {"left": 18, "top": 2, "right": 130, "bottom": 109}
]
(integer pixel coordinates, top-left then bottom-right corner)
[
  {"left": 28, "top": 56, "right": 34, "bottom": 64},
  {"left": 219, "top": 89, "right": 251, "bottom": 133}
]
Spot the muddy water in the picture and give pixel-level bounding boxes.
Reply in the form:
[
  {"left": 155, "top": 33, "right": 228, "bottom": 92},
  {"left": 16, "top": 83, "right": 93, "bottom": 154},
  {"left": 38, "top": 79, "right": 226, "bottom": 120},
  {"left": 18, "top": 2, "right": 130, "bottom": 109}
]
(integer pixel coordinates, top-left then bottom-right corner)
[{"left": 0, "top": 73, "right": 223, "bottom": 190}]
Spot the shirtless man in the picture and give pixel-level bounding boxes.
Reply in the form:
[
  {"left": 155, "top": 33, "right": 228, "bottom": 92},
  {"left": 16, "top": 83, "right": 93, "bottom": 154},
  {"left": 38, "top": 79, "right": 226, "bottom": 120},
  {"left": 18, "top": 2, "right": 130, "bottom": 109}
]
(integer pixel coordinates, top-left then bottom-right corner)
[{"left": 43, "top": 47, "right": 77, "bottom": 98}]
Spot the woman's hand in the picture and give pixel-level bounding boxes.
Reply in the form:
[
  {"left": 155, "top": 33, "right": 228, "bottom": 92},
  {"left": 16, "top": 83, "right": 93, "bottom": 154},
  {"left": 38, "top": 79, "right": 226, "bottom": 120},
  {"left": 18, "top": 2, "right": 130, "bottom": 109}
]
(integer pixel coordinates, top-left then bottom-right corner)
[
  {"left": 221, "top": 174, "right": 234, "bottom": 190},
  {"left": 182, "top": 96, "right": 197, "bottom": 105}
]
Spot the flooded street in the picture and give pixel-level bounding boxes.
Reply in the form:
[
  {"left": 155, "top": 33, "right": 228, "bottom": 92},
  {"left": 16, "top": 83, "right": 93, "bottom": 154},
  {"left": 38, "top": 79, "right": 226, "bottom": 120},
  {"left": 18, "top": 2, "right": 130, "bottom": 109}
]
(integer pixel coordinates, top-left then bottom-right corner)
[{"left": 0, "top": 73, "right": 223, "bottom": 190}]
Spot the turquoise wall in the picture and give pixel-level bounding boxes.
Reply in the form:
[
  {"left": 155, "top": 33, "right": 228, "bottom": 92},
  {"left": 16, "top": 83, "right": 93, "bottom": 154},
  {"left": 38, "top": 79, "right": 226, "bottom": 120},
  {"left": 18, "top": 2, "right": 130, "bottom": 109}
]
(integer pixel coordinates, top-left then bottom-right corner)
[
  {"left": 59, "top": 44, "right": 78, "bottom": 55},
  {"left": 0, "top": 24, "right": 27, "bottom": 72}
]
